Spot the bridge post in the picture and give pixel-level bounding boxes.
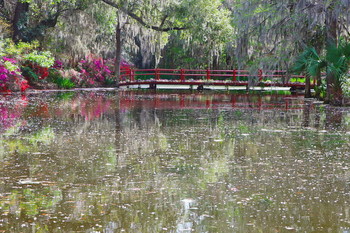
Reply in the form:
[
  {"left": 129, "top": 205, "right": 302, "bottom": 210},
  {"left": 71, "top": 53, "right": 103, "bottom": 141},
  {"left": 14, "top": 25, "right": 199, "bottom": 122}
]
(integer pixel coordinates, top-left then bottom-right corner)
[
  {"left": 131, "top": 68, "right": 135, "bottom": 81},
  {"left": 180, "top": 69, "right": 185, "bottom": 82},
  {"left": 233, "top": 69, "right": 237, "bottom": 81},
  {"left": 155, "top": 68, "right": 160, "bottom": 80},
  {"left": 206, "top": 69, "right": 211, "bottom": 81}
]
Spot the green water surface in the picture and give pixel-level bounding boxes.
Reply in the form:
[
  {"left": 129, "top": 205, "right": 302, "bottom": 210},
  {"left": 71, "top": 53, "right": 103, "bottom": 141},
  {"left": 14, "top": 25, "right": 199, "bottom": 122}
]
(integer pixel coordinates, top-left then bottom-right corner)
[{"left": 0, "top": 90, "right": 349, "bottom": 232}]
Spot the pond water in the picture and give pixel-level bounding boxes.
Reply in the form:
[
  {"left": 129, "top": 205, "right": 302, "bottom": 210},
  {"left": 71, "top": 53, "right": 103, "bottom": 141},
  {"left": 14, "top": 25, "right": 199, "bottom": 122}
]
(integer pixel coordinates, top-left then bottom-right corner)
[{"left": 0, "top": 90, "right": 349, "bottom": 232}]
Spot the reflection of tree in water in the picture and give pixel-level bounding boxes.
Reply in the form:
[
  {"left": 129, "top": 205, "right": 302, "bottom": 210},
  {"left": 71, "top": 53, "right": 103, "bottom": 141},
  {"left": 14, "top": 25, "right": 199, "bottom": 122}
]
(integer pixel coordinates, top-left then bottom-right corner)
[
  {"left": 325, "top": 106, "right": 343, "bottom": 130},
  {"left": 303, "top": 100, "right": 311, "bottom": 127}
]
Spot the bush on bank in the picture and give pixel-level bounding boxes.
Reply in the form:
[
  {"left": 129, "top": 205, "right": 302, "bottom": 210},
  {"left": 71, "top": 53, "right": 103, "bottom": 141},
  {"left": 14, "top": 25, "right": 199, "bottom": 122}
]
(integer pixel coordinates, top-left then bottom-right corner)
[{"left": 0, "top": 39, "right": 128, "bottom": 92}]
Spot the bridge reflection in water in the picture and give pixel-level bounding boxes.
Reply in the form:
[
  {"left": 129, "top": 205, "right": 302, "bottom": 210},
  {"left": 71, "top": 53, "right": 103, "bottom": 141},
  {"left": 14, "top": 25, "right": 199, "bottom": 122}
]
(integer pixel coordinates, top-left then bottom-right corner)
[{"left": 119, "top": 91, "right": 306, "bottom": 111}]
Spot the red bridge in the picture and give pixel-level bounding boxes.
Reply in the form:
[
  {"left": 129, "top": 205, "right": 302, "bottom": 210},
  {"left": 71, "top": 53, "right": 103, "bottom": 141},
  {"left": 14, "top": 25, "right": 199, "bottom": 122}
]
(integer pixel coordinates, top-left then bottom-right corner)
[{"left": 120, "top": 68, "right": 314, "bottom": 89}]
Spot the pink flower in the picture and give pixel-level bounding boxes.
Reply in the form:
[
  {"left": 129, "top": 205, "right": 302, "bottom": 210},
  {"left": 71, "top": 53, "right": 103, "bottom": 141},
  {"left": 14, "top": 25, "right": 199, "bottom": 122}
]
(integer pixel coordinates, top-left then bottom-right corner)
[
  {"left": 53, "top": 60, "right": 63, "bottom": 69},
  {"left": 2, "top": 57, "right": 17, "bottom": 64}
]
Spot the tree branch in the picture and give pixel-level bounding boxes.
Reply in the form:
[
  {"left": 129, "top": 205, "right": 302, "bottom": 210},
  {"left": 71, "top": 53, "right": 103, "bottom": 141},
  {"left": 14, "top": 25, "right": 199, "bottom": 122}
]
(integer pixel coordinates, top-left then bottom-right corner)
[
  {"left": 159, "top": 15, "right": 168, "bottom": 28},
  {"left": 101, "top": 0, "right": 188, "bottom": 32}
]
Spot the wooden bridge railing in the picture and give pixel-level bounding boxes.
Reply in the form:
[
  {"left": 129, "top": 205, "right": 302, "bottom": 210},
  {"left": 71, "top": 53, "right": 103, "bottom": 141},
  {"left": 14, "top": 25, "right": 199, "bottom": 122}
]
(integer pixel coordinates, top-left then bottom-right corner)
[{"left": 120, "top": 68, "right": 312, "bottom": 86}]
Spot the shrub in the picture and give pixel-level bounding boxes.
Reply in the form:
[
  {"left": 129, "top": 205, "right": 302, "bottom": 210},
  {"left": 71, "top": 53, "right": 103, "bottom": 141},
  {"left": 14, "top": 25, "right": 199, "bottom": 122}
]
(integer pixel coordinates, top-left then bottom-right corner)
[
  {"left": 55, "top": 77, "right": 75, "bottom": 89},
  {"left": 23, "top": 51, "right": 55, "bottom": 68},
  {"left": 60, "top": 69, "right": 82, "bottom": 86},
  {"left": 53, "top": 60, "right": 63, "bottom": 69},
  {"left": 48, "top": 69, "right": 75, "bottom": 89},
  {"left": 104, "top": 77, "right": 115, "bottom": 86},
  {"left": 77, "top": 54, "right": 113, "bottom": 86},
  {"left": 1, "top": 39, "right": 54, "bottom": 81},
  {"left": 342, "top": 74, "right": 350, "bottom": 98},
  {"left": 0, "top": 39, "right": 39, "bottom": 59},
  {"left": 0, "top": 65, "right": 9, "bottom": 91},
  {"left": 0, "top": 57, "right": 29, "bottom": 92},
  {"left": 21, "top": 66, "right": 39, "bottom": 84}
]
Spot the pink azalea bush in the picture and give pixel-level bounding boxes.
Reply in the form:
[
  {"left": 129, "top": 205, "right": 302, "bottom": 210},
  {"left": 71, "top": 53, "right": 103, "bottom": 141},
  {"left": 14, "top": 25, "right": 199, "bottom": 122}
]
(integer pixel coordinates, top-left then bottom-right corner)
[
  {"left": 0, "top": 57, "right": 29, "bottom": 92},
  {"left": 77, "top": 54, "right": 113, "bottom": 87},
  {"left": 1, "top": 39, "right": 54, "bottom": 91},
  {"left": 1, "top": 37, "right": 132, "bottom": 90},
  {"left": 53, "top": 60, "right": 63, "bottom": 69}
]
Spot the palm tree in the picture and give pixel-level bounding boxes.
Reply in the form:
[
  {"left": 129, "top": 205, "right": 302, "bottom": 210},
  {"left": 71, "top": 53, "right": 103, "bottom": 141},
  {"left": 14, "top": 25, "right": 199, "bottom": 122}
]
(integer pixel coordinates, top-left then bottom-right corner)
[
  {"left": 292, "top": 47, "right": 325, "bottom": 98},
  {"left": 324, "top": 42, "right": 350, "bottom": 105},
  {"left": 292, "top": 42, "right": 350, "bottom": 105}
]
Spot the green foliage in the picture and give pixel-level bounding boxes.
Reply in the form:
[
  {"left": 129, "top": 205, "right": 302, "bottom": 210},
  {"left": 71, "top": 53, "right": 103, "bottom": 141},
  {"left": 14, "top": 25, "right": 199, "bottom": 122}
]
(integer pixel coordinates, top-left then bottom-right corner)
[
  {"left": 23, "top": 51, "right": 55, "bottom": 68},
  {"left": 3, "top": 61, "right": 17, "bottom": 73},
  {"left": 1, "top": 39, "right": 54, "bottom": 67},
  {"left": 0, "top": 39, "right": 39, "bottom": 58},
  {"left": 56, "top": 77, "right": 75, "bottom": 89},
  {"left": 291, "top": 47, "right": 325, "bottom": 77},
  {"left": 104, "top": 76, "right": 115, "bottom": 86},
  {"left": 48, "top": 69, "right": 75, "bottom": 89},
  {"left": 342, "top": 74, "right": 350, "bottom": 98},
  {"left": 289, "top": 77, "right": 305, "bottom": 83},
  {"left": 314, "top": 81, "right": 327, "bottom": 99},
  {"left": 21, "top": 66, "right": 39, "bottom": 82},
  {"left": 325, "top": 42, "right": 350, "bottom": 82},
  {"left": 292, "top": 42, "right": 350, "bottom": 103}
]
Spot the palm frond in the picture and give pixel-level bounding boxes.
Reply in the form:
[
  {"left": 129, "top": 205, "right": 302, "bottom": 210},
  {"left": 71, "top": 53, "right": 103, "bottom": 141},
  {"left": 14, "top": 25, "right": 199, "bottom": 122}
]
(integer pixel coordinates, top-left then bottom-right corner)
[
  {"left": 327, "top": 62, "right": 345, "bottom": 79},
  {"left": 307, "top": 58, "right": 325, "bottom": 77},
  {"left": 291, "top": 47, "right": 326, "bottom": 76},
  {"left": 341, "top": 42, "right": 350, "bottom": 59},
  {"left": 308, "top": 47, "right": 320, "bottom": 60},
  {"left": 291, "top": 59, "right": 307, "bottom": 73},
  {"left": 291, "top": 47, "right": 319, "bottom": 74},
  {"left": 334, "top": 56, "right": 349, "bottom": 74},
  {"left": 326, "top": 44, "right": 342, "bottom": 63}
]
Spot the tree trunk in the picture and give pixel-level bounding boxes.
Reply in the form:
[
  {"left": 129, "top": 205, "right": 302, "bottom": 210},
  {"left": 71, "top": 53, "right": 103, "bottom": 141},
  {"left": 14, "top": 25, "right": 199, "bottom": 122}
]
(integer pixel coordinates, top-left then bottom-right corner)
[
  {"left": 12, "top": 1, "right": 29, "bottom": 42},
  {"left": 305, "top": 74, "right": 311, "bottom": 98},
  {"left": 333, "top": 79, "right": 343, "bottom": 106},
  {"left": 115, "top": 19, "right": 121, "bottom": 86},
  {"left": 313, "top": 28, "right": 324, "bottom": 100},
  {"left": 325, "top": 1, "right": 342, "bottom": 105},
  {"left": 236, "top": 32, "right": 249, "bottom": 68},
  {"left": 315, "top": 69, "right": 322, "bottom": 99},
  {"left": 212, "top": 55, "right": 219, "bottom": 70}
]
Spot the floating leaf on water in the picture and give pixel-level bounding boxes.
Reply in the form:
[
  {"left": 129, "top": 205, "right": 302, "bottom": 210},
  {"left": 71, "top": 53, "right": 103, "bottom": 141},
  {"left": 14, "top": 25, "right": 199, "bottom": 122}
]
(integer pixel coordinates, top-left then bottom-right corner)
[
  {"left": 18, "top": 179, "right": 41, "bottom": 185},
  {"left": 261, "top": 129, "right": 284, "bottom": 133},
  {"left": 213, "top": 139, "right": 223, "bottom": 142},
  {"left": 181, "top": 198, "right": 195, "bottom": 204}
]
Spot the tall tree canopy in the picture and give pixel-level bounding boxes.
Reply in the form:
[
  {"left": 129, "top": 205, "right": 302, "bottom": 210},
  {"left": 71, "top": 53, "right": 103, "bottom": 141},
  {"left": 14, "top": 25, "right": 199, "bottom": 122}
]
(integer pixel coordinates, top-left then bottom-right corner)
[{"left": 1, "top": 0, "right": 349, "bottom": 69}]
